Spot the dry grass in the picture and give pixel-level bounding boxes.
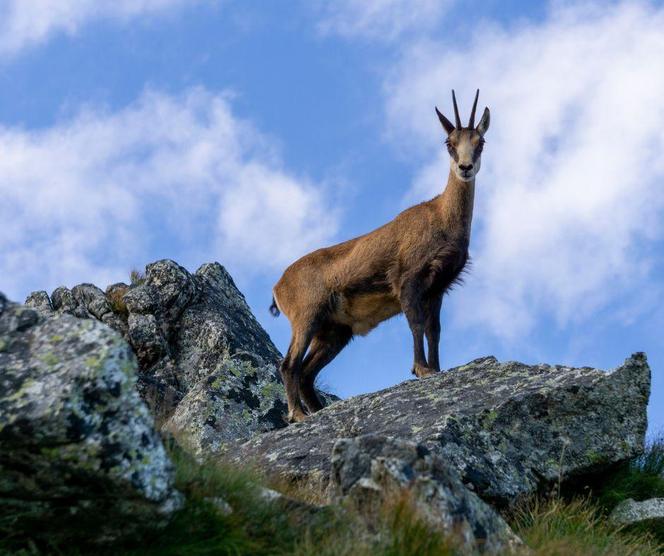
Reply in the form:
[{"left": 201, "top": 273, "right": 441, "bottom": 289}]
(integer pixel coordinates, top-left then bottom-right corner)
[
  {"left": 264, "top": 473, "right": 330, "bottom": 507},
  {"left": 106, "top": 284, "right": 130, "bottom": 316},
  {"left": 512, "top": 496, "right": 663, "bottom": 556}
]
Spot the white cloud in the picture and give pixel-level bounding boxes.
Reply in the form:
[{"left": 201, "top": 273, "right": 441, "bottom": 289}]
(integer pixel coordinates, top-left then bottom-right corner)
[
  {"left": 0, "top": 0, "right": 201, "bottom": 56},
  {"left": 385, "top": 1, "right": 664, "bottom": 339},
  {"left": 0, "top": 88, "right": 338, "bottom": 300},
  {"left": 316, "top": 0, "right": 451, "bottom": 41}
]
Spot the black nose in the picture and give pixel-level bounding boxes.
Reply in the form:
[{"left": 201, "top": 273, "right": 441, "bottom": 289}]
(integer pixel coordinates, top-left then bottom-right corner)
[{"left": 459, "top": 164, "right": 473, "bottom": 172}]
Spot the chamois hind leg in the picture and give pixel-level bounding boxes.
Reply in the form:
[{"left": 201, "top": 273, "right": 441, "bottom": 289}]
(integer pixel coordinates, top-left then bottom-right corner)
[
  {"left": 280, "top": 327, "right": 315, "bottom": 423},
  {"left": 299, "top": 323, "right": 352, "bottom": 414},
  {"left": 400, "top": 278, "right": 435, "bottom": 378},
  {"left": 424, "top": 294, "right": 443, "bottom": 373}
]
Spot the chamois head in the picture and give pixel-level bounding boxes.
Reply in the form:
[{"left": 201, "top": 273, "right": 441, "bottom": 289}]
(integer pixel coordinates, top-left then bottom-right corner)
[{"left": 436, "top": 89, "right": 490, "bottom": 182}]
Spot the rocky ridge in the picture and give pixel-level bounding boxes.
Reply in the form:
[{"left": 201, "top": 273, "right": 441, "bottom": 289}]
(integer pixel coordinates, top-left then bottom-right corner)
[
  {"left": 24, "top": 259, "right": 308, "bottom": 455},
  {"left": 2, "top": 259, "right": 654, "bottom": 553}
]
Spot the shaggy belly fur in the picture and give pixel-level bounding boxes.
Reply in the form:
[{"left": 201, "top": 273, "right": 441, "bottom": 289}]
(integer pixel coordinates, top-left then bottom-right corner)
[{"left": 334, "top": 292, "right": 402, "bottom": 336}]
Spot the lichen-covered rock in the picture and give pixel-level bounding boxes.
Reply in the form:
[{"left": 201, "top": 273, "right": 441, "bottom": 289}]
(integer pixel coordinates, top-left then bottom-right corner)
[
  {"left": 71, "top": 283, "right": 113, "bottom": 320},
  {"left": 0, "top": 293, "right": 182, "bottom": 543},
  {"left": 127, "top": 313, "right": 169, "bottom": 366},
  {"left": 170, "top": 261, "right": 281, "bottom": 388},
  {"left": 609, "top": 498, "right": 664, "bottom": 526},
  {"left": 120, "top": 260, "right": 290, "bottom": 436},
  {"left": 24, "top": 259, "right": 331, "bottom": 451},
  {"left": 231, "top": 354, "right": 650, "bottom": 506},
  {"left": 331, "top": 435, "right": 522, "bottom": 554},
  {"left": 163, "top": 354, "right": 288, "bottom": 457},
  {"left": 51, "top": 285, "right": 80, "bottom": 315},
  {"left": 24, "top": 290, "right": 53, "bottom": 316}
]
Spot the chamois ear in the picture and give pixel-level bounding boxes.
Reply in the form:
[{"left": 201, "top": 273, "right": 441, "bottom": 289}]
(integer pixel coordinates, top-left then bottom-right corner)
[
  {"left": 477, "top": 107, "right": 490, "bottom": 136},
  {"left": 435, "top": 107, "right": 455, "bottom": 135}
]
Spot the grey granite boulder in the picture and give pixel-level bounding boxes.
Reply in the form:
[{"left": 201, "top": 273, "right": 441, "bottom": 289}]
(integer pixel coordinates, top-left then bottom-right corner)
[
  {"left": 331, "top": 435, "right": 522, "bottom": 554},
  {"left": 609, "top": 498, "right": 664, "bottom": 526},
  {"left": 0, "top": 293, "right": 182, "bottom": 543},
  {"left": 231, "top": 354, "right": 650, "bottom": 506}
]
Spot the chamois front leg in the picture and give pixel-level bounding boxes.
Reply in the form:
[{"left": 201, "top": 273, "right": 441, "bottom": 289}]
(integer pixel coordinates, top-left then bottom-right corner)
[
  {"left": 400, "top": 280, "right": 435, "bottom": 378},
  {"left": 279, "top": 330, "right": 313, "bottom": 423},
  {"left": 424, "top": 294, "right": 443, "bottom": 373}
]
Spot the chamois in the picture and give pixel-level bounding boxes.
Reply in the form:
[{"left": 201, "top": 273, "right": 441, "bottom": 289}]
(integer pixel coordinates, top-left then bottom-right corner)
[{"left": 271, "top": 90, "right": 490, "bottom": 423}]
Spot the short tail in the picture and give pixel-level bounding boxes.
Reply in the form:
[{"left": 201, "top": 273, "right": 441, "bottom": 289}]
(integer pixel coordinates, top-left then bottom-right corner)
[{"left": 269, "top": 296, "right": 280, "bottom": 317}]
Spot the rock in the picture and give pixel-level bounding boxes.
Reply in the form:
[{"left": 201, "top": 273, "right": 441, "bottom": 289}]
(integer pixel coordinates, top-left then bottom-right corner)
[
  {"left": 127, "top": 313, "right": 169, "bottom": 366},
  {"left": 260, "top": 486, "right": 288, "bottom": 503},
  {"left": 162, "top": 355, "right": 288, "bottom": 458},
  {"left": 0, "top": 294, "right": 182, "bottom": 543},
  {"left": 231, "top": 354, "right": 650, "bottom": 506},
  {"left": 172, "top": 261, "right": 281, "bottom": 386},
  {"left": 24, "top": 290, "right": 53, "bottom": 317},
  {"left": 0, "top": 297, "right": 39, "bottom": 333},
  {"left": 51, "top": 286, "right": 78, "bottom": 314},
  {"left": 71, "top": 283, "right": 113, "bottom": 320},
  {"left": 331, "top": 435, "right": 522, "bottom": 554},
  {"left": 609, "top": 498, "right": 664, "bottom": 526},
  {"left": 121, "top": 260, "right": 289, "bottom": 436},
  {"left": 123, "top": 282, "right": 159, "bottom": 315},
  {"left": 25, "top": 259, "right": 334, "bottom": 451}
]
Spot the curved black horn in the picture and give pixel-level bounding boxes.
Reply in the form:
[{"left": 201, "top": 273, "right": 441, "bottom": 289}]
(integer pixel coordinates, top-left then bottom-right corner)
[
  {"left": 468, "top": 89, "right": 479, "bottom": 128},
  {"left": 451, "top": 89, "right": 461, "bottom": 129}
]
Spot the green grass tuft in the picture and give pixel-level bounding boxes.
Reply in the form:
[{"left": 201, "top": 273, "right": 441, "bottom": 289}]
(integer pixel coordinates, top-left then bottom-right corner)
[
  {"left": 129, "top": 269, "right": 145, "bottom": 286},
  {"left": 120, "top": 449, "right": 305, "bottom": 556},
  {"left": 511, "top": 438, "right": 664, "bottom": 555},
  {"left": 596, "top": 437, "right": 664, "bottom": 513}
]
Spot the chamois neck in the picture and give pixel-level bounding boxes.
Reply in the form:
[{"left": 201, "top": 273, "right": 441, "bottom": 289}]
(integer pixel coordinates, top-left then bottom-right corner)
[{"left": 437, "top": 170, "right": 476, "bottom": 241}]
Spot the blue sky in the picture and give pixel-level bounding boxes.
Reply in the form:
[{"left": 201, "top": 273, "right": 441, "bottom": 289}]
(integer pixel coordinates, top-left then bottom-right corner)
[{"left": 1, "top": 0, "right": 662, "bottom": 434}]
